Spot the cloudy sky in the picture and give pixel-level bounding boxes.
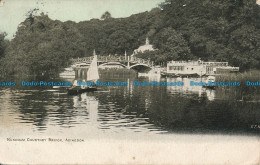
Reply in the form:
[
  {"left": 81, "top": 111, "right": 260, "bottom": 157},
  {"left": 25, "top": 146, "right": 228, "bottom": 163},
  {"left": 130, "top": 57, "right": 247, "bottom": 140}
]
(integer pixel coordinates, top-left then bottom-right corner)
[
  {"left": 0, "top": 0, "right": 164, "bottom": 39},
  {"left": 0, "top": 0, "right": 259, "bottom": 39}
]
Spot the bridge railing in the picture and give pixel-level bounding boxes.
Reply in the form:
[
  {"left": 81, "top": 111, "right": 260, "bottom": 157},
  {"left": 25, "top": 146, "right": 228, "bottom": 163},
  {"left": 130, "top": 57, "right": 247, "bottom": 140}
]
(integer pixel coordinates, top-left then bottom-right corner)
[
  {"left": 98, "top": 56, "right": 128, "bottom": 63},
  {"left": 130, "top": 56, "right": 153, "bottom": 67},
  {"left": 71, "top": 56, "right": 93, "bottom": 63},
  {"left": 71, "top": 55, "right": 154, "bottom": 67}
]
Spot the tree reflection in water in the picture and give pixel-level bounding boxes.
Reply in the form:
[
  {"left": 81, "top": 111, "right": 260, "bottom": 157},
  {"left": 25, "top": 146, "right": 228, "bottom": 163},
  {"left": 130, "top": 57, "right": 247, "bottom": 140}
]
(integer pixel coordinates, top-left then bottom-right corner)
[{"left": 0, "top": 77, "right": 259, "bottom": 135}]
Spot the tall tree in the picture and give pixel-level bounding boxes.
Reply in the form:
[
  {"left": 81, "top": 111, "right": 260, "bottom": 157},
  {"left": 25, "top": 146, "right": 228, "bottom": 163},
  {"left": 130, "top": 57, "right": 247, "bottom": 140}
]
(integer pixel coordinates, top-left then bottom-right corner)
[
  {"left": 0, "top": 32, "right": 6, "bottom": 58},
  {"left": 101, "top": 11, "right": 112, "bottom": 20}
]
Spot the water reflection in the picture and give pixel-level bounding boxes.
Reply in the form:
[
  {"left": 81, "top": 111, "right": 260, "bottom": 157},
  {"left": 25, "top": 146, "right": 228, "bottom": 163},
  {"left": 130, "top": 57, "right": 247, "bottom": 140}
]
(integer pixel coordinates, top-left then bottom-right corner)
[
  {"left": 0, "top": 76, "right": 259, "bottom": 136},
  {"left": 167, "top": 77, "right": 216, "bottom": 101}
]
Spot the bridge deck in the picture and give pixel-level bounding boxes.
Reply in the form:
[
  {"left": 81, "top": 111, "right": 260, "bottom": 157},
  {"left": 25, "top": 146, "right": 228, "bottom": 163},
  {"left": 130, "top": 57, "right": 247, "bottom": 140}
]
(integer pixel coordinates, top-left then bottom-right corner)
[{"left": 71, "top": 55, "right": 154, "bottom": 68}]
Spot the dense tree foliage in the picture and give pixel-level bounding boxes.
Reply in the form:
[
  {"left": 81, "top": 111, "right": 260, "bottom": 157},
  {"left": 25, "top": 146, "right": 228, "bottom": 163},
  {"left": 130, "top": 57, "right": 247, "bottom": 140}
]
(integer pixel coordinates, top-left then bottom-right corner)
[
  {"left": 0, "top": 32, "right": 8, "bottom": 76},
  {"left": 0, "top": 0, "right": 259, "bottom": 77},
  {"left": 159, "top": 0, "right": 260, "bottom": 69},
  {"left": 0, "top": 34, "right": 4, "bottom": 59}
]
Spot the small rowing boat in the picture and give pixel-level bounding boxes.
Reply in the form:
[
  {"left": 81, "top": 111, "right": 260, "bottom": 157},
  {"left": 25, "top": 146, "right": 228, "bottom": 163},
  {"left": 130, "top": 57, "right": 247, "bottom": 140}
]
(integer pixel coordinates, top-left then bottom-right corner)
[
  {"left": 202, "top": 76, "right": 216, "bottom": 90},
  {"left": 68, "top": 50, "right": 99, "bottom": 95}
]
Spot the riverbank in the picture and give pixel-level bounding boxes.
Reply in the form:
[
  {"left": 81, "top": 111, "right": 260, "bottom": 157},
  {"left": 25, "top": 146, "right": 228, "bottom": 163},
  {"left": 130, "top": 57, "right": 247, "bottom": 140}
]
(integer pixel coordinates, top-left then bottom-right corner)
[{"left": 216, "top": 70, "right": 260, "bottom": 101}]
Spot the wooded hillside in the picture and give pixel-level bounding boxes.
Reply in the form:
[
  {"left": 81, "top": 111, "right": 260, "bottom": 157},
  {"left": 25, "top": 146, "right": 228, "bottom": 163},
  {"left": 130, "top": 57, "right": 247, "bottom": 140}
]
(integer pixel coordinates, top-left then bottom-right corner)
[{"left": 0, "top": 0, "right": 259, "bottom": 77}]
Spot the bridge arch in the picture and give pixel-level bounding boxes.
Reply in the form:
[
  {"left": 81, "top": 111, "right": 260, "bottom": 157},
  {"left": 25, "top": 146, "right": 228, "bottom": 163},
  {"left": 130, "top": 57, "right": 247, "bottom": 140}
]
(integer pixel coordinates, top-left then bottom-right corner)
[
  {"left": 130, "top": 64, "right": 152, "bottom": 72},
  {"left": 98, "top": 62, "right": 127, "bottom": 69}
]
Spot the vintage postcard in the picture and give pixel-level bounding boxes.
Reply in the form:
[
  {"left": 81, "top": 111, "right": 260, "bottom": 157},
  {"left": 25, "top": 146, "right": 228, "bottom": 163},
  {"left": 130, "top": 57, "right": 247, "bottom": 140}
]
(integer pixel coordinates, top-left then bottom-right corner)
[{"left": 0, "top": 0, "right": 260, "bottom": 164}]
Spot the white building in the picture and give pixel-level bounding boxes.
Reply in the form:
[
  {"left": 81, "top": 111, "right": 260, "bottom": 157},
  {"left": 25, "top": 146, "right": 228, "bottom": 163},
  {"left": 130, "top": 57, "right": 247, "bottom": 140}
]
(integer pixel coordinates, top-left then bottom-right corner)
[
  {"left": 132, "top": 38, "right": 155, "bottom": 55},
  {"left": 167, "top": 60, "right": 206, "bottom": 76},
  {"left": 167, "top": 60, "right": 239, "bottom": 76}
]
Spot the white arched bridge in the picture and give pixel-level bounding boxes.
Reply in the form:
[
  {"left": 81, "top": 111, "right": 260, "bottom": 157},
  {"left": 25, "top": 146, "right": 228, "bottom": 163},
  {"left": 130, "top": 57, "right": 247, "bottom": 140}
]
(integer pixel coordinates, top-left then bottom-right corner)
[
  {"left": 70, "top": 55, "right": 155, "bottom": 79},
  {"left": 71, "top": 55, "right": 155, "bottom": 75}
]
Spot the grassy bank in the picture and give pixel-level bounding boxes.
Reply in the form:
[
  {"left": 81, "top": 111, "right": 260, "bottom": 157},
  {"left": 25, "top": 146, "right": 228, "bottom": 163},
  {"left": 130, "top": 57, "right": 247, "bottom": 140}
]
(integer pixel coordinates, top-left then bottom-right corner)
[{"left": 216, "top": 70, "right": 260, "bottom": 101}]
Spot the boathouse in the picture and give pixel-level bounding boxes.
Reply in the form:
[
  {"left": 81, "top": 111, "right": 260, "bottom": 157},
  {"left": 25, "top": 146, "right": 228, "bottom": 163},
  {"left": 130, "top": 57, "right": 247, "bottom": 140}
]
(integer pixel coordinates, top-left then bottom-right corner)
[
  {"left": 167, "top": 60, "right": 239, "bottom": 76},
  {"left": 167, "top": 60, "right": 206, "bottom": 76}
]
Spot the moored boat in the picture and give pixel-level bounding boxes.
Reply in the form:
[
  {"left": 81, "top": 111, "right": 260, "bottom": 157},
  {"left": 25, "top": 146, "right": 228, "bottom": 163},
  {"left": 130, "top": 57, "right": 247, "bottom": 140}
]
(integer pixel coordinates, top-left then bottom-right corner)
[
  {"left": 203, "top": 76, "right": 216, "bottom": 90},
  {"left": 67, "top": 86, "right": 97, "bottom": 95},
  {"left": 68, "top": 50, "right": 99, "bottom": 95}
]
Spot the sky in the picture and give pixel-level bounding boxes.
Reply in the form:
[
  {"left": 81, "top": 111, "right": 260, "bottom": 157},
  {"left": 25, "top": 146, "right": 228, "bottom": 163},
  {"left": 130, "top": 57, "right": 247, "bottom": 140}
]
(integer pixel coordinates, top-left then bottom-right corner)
[{"left": 0, "top": 0, "right": 164, "bottom": 39}]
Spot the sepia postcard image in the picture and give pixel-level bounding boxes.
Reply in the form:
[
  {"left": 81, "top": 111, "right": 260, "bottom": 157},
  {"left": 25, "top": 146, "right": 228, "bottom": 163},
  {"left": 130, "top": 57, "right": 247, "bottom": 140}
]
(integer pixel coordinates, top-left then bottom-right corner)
[{"left": 0, "top": 0, "right": 260, "bottom": 164}]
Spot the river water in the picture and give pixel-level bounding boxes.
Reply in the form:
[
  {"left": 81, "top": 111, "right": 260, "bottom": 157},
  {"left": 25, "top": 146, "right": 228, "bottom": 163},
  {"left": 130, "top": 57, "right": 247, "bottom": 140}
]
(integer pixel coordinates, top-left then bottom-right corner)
[
  {"left": 0, "top": 73, "right": 259, "bottom": 138},
  {"left": 1, "top": 73, "right": 260, "bottom": 164}
]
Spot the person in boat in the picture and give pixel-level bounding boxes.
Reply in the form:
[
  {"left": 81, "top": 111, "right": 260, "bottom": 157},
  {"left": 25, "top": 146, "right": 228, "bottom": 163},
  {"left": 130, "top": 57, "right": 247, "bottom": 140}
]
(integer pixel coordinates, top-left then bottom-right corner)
[{"left": 68, "top": 50, "right": 98, "bottom": 95}]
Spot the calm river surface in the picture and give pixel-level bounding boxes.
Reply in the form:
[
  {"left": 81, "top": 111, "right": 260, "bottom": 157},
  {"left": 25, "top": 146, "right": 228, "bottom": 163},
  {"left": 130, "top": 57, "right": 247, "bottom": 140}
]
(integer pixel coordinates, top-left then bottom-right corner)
[{"left": 0, "top": 74, "right": 259, "bottom": 139}]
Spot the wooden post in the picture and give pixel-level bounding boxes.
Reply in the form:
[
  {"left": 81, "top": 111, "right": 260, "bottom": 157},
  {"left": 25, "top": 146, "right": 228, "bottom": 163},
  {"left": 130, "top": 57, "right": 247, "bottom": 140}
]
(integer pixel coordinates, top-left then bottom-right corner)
[
  {"left": 127, "top": 56, "right": 130, "bottom": 69},
  {"left": 125, "top": 51, "right": 127, "bottom": 61}
]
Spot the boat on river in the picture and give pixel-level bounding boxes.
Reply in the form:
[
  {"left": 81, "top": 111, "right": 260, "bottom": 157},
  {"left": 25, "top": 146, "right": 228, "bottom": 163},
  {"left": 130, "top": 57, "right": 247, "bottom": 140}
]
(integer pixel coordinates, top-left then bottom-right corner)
[
  {"left": 68, "top": 51, "right": 99, "bottom": 95},
  {"left": 202, "top": 76, "right": 216, "bottom": 90},
  {"left": 67, "top": 86, "right": 97, "bottom": 95}
]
